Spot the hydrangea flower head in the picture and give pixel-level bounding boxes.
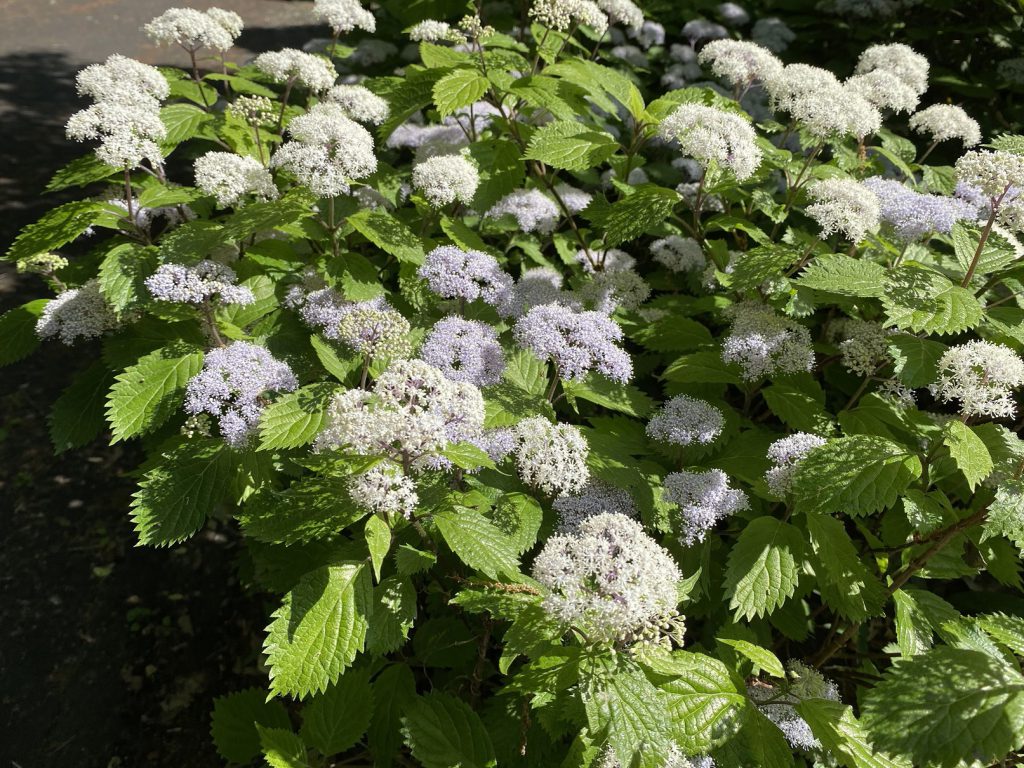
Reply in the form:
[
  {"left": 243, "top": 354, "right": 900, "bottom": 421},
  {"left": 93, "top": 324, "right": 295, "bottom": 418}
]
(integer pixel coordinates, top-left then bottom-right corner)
[
  {"left": 658, "top": 104, "right": 761, "bottom": 181},
  {"left": 664, "top": 469, "right": 748, "bottom": 545},
  {"left": 420, "top": 317, "right": 505, "bottom": 387},
  {"left": 764, "top": 432, "right": 827, "bottom": 496},
  {"left": 722, "top": 303, "right": 814, "bottom": 381},
  {"left": 513, "top": 417, "right": 590, "bottom": 495},
  {"left": 75, "top": 54, "right": 169, "bottom": 106},
  {"left": 325, "top": 84, "right": 390, "bottom": 125},
  {"left": 337, "top": 301, "right": 413, "bottom": 360},
  {"left": 418, "top": 245, "right": 513, "bottom": 306},
  {"left": 144, "top": 7, "right": 243, "bottom": 52},
  {"left": 806, "top": 178, "right": 880, "bottom": 242},
  {"left": 254, "top": 49, "right": 337, "bottom": 92},
  {"left": 845, "top": 69, "right": 920, "bottom": 114},
  {"left": 412, "top": 153, "right": 480, "bottom": 207},
  {"left": 955, "top": 150, "right": 1024, "bottom": 200},
  {"left": 312, "top": 0, "right": 376, "bottom": 35},
  {"left": 35, "top": 280, "right": 116, "bottom": 344},
  {"left": 596, "top": 0, "right": 643, "bottom": 30},
  {"left": 553, "top": 481, "right": 639, "bottom": 533},
  {"left": 861, "top": 177, "right": 974, "bottom": 241},
  {"left": 908, "top": 104, "right": 981, "bottom": 148},
  {"left": 532, "top": 513, "right": 682, "bottom": 644},
  {"left": 485, "top": 189, "right": 560, "bottom": 234},
  {"left": 647, "top": 395, "right": 724, "bottom": 446},
  {"left": 697, "top": 40, "right": 782, "bottom": 89},
  {"left": 751, "top": 17, "right": 795, "bottom": 52},
  {"left": 66, "top": 100, "right": 166, "bottom": 170},
  {"left": 652, "top": 235, "right": 705, "bottom": 272},
  {"left": 408, "top": 20, "right": 461, "bottom": 42},
  {"left": 854, "top": 42, "right": 929, "bottom": 96},
  {"left": 497, "top": 268, "right": 571, "bottom": 318},
  {"left": 194, "top": 152, "right": 278, "bottom": 207},
  {"left": 934, "top": 341, "right": 1024, "bottom": 419},
  {"left": 146, "top": 260, "right": 256, "bottom": 306},
  {"left": 348, "top": 463, "right": 417, "bottom": 519},
  {"left": 514, "top": 303, "right": 633, "bottom": 383},
  {"left": 184, "top": 342, "right": 298, "bottom": 447},
  {"left": 530, "top": 0, "right": 609, "bottom": 35}
]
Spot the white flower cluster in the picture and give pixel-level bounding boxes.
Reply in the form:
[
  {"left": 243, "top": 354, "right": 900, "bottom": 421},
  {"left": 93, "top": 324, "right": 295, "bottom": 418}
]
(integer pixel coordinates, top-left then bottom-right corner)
[
  {"left": 325, "top": 84, "right": 390, "bottom": 125},
  {"left": 348, "top": 463, "right": 418, "bottom": 519},
  {"left": 66, "top": 55, "right": 168, "bottom": 169},
  {"left": 145, "top": 260, "right": 256, "bottom": 306},
  {"left": 143, "top": 7, "right": 243, "bottom": 52},
  {"left": 412, "top": 153, "right": 480, "bottom": 207},
  {"left": 529, "top": 0, "right": 609, "bottom": 35},
  {"left": 845, "top": 69, "right": 920, "bottom": 114},
  {"left": 272, "top": 103, "right": 377, "bottom": 197},
  {"left": 751, "top": 17, "right": 795, "bottom": 52},
  {"left": 254, "top": 49, "right": 337, "bottom": 92},
  {"left": 764, "top": 432, "right": 827, "bottom": 496},
  {"left": 35, "top": 280, "right": 116, "bottom": 345},
  {"left": 596, "top": 0, "right": 643, "bottom": 30},
  {"left": 311, "top": 0, "right": 376, "bottom": 35},
  {"left": 934, "top": 341, "right": 1024, "bottom": 419},
  {"left": 697, "top": 39, "right": 782, "bottom": 90},
  {"left": 722, "top": 303, "right": 814, "bottom": 381},
  {"left": 512, "top": 417, "right": 590, "bottom": 496},
  {"left": 316, "top": 359, "right": 486, "bottom": 468},
  {"left": 955, "top": 150, "right": 1024, "bottom": 200},
  {"left": 805, "top": 178, "right": 880, "bottom": 242},
  {"left": 765, "top": 64, "right": 880, "bottom": 140},
  {"left": 651, "top": 236, "right": 705, "bottom": 272},
  {"left": 337, "top": 301, "right": 413, "bottom": 360},
  {"left": 532, "top": 513, "right": 681, "bottom": 644},
  {"left": 553, "top": 481, "right": 638, "bottom": 533},
  {"left": 854, "top": 42, "right": 929, "bottom": 96},
  {"left": 647, "top": 395, "right": 724, "bottom": 446},
  {"left": 408, "top": 20, "right": 463, "bottom": 42},
  {"left": 908, "top": 104, "right": 981, "bottom": 148},
  {"left": 194, "top": 152, "right": 278, "bottom": 207},
  {"left": 663, "top": 469, "right": 748, "bottom": 545},
  {"left": 485, "top": 189, "right": 561, "bottom": 234},
  {"left": 658, "top": 104, "right": 761, "bottom": 181},
  {"left": 827, "top": 318, "right": 890, "bottom": 378}
]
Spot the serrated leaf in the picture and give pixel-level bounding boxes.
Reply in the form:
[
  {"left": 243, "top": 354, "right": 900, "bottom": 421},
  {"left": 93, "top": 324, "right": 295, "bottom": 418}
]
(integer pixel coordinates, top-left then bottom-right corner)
[
  {"left": 106, "top": 342, "right": 203, "bottom": 442},
  {"left": 792, "top": 436, "right": 922, "bottom": 516},
  {"left": 395, "top": 543, "right": 437, "bottom": 576},
  {"left": 503, "top": 348, "right": 550, "bottom": 396},
  {"left": 300, "top": 668, "right": 373, "bottom": 756},
  {"left": 211, "top": 688, "right": 291, "bottom": 765},
  {"left": 50, "top": 361, "right": 112, "bottom": 452},
  {"left": 257, "top": 725, "right": 311, "bottom": 768},
  {"left": 656, "top": 651, "right": 745, "bottom": 754},
  {"left": 733, "top": 705, "right": 795, "bottom": 768},
  {"left": 434, "top": 508, "right": 521, "bottom": 579},
  {"left": 943, "top": 420, "right": 993, "bottom": 490},
  {"left": 97, "top": 243, "right": 157, "bottom": 313},
  {"left": 797, "top": 699, "right": 910, "bottom": 768},
  {"left": 975, "top": 614, "right": 1024, "bottom": 656},
  {"left": 717, "top": 638, "right": 785, "bottom": 678},
  {"left": 662, "top": 350, "right": 744, "bottom": 385},
  {"left": 762, "top": 383, "right": 834, "bottom": 435},
  {"left": 365, "top": 514, "right": 391, "bottom": 581},
  {"left": 402, "top": 692, "right": 497, "bottom": 768},
  {"left": 882, "top": 266, "right": 983, "bottom": 334},
  {"left": 6, "top": 200, "right": 105, "bottom": 262},
  {"left": 369, "top": 663, "right": 417, "bottom": 765},
  {"left": 806, "top": 513, "right": 887, "bottom": 621},
  {"left": 724, "top": 517, "right": 804, "bottom": 621},
  {"left": 982, "top": 480, "right": 1024, "bottom": 553},
  {"left": 796, "top": 255, "right": 887, "bottom": 297},
  {"left": 584, "top": 185, "right": 682, "bottom": 247},
  {"left": 630, "top": 315, "right": 712, "bottom": 353},
  {"left": 259, "top": 383, "right": 337, "bottom": 450},
  {"left": 239, "top": 473, "right": 369, "bottom": 545},
  {"left": 433, "top": 68, "right": 490, "bottom": 117},
  {"left": 887, "top": 334, "right": 947, "bottom": 388},
  {"left": 264, "top": 563, "right": 373, "bottom": 699},
  {"left": 221, "top": 189, "right": 316, "bottom": 240},
  {"left": 729, "top": 245, "right": 802, "bottom": 292},
  {"left": 442, "top": 442, "right": 497, "bottom": 470},
  {"left": 524, "top": 120, "right": 618, "bottom": 172},
  {"left": 161, "top": 103, "right": 210, "bottom": 145},
  {"left": 466, "top": 139, "right": 525, "bottom": 212},
  {"left": 562, "top": 374, "right": 654, "bottom": 417},
  {"left": 348, "top": 208, "right": 425, "bottom": 264},
  {"left": 862, "top": 647, "right": 1024, "bottom": 768},
  {"left": 368, "top": 69, "right": 447, "bottom": 142},
  {"left": 366, "top": 576, "right": 417, "bottom": 655},
  {"left": 45, "top": 153, "right": 118, "bottom": 192},
  {"left": 309, "top": 335, "right": 360, "bottom": 383},
  {"left": 491, "top": 492, "right": 543, "bottom": 555},
  {"left": 0, "top": 299, "right": 46, "bottom": 366},
  {"left": 130, "top": 438, "right": 234, "bottom": 546}
]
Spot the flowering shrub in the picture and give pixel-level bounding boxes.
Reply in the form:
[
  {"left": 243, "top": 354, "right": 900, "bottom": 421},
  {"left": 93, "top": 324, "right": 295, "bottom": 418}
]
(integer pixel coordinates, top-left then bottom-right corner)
[{"left": 6, "top": 1, "right": 1024, "bottom": 766}]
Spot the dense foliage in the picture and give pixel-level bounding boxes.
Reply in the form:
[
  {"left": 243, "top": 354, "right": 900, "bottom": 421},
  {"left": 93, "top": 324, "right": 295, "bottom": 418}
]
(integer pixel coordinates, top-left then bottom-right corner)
[{"left": 6, "top": 0, "right": 1024, "bottom": 766}]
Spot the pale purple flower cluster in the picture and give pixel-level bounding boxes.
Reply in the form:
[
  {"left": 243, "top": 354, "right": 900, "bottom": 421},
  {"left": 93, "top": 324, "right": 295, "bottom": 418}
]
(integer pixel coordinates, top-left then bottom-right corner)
[
  {"left": 862, "top": 177, "right": 975, "bottom": 241},
  {"left": 420, "top": 316, "right": 505, "bottom": 387},
  {"left": 146, "top": 260, "right": 255, "bottom": 306},
  {"left": 663, "top": 469, "right": 748, "bottom": 545},
  {"left": 284, "top": 285, "right": 351, "bottom": 339},
  {"left": 418, "top": 245, "right": 513, "bottom": 306},
  {"left": 646, "top": 395, "right": 724, "bottom": 446},
  {"left": 764, "top": 432, "right": 827, "bottom": 495},
  {"left": 722, "top": 302, "right": 814, "bottom": 381},
  {"left": 513, "top": 303, "right": 632, "bottom": 383},
  {"left": 485, "top": 189, "right": 560, "bottom": 234},
  {"left": 553, "top": 481, "right": 639, "bottom": 533},
  {"left": 184, "top": 341, "right": 298, "bottom": 447},
  {"left": 498, "top": 268, "right": 572, "bottom": 318}
]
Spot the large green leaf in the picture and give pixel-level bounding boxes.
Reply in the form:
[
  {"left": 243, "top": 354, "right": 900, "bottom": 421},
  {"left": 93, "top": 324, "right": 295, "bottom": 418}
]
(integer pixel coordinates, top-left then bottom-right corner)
[
  {"left": 862, "top": 647, "right": 1024, "bottom": 768},
  {"left": 50, "top": 361, "right": 113, "bottom": 452},
  {"left": 401, "top": 692, "right": 497, "bottom": 768},
  {"left": 796, "top": 255, "right": 887, "bottom": 297},
  {"left": 348, "top": 208, "right": 425, "bottom": 264},
  {"left": 881, "top": 266, "right": 983, "bottom": 335},
  {"left": 806, "top": 513, "right": 886, "bottom": 621},
  {"left": 106, "top": 342, "right": 204, "bottom": 442},
  {"left": 130, "top": 438, "right": 234, "bottom": 546},
  {"left": 584, "top": 185, "right": 682, "bottom": 247},
  {"left": 257, "top": 726, "right": 312, "bottom": 768},
  {"left": 300, "top": 668, "right": 374, "bottom": 755},
  {"left": 724, "top": 517, "right": 804, "bottom": 621},
  {"left": 524, "top": 120, "right": 618, "bottom": 172},
  {"left": 942, "top": 420, "right": 993, "bottom": 490},
  {"left": 5, "top": 200, "right": 106, "bottom": 262},
  {"left": 258, "top": 382, "right": 338, "bottom": 450},
  {"left": 239, "top": 473, "right": 369, "bottom": 545},
  {"left": 264, "top": 563, "right": 373, "bottom": 699},
  {"left": 210, "top": 688, "right": 291, "bottom": 765},
  {"left": 369, "top": 664, "right": 417, "bottom": 765},
  {"left": 433, "top": 507, "right": 521, "bottom": 580},
  {"left": 433, "top": 67, "right": 490, "bottom": 117},
  {"left": 798, "top": 699, "right": 910, "bottom": 768},
  {"left": 792, "top": 436, "right": 922, "bottom": 516},
  {"left": 655, "top": 651, "right": 746, "bottom": 754}
]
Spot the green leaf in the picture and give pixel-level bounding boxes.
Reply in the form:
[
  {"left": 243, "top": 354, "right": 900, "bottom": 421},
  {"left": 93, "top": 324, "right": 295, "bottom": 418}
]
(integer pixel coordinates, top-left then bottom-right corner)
[
  {"left": 562, "top": 374, "right": 654, "bottom": 417},
  {"left": 348, "top": 208, "right": 425, "bottom": 264},
  {"left": 106, "top": 342, "right": 204, "bottom": 442},
  {"left": 943, "top": 420, "right": 993, "bottom": 490},
  {"left": 221, "top": 189, "right": 317, "bottom": 241},
  {"left": 524, "top": 120, "right": 619, "bottom": 172},
  {"left": 259, "top": 383, "right": 337, "bottom": 450},
  {"left": 130, "top": 438, "right": 234, "bottom": 546},
  {"left": 211, "top": 688, "right": 291, "bottom": 765},
  {"left": 50, "top": 361, "right": 112, "bottom": 452},
  {"left": 300, "top": 668, "right": 374, "bottom": 756},
  {"left": 310, "top": 335, "right": 359, "bottom": 383},
  {"left": 0, "top": 299, "right": 46, "bottom": 366},
  {"left": 792, "top": 436, "right": 922, "bottom": 516},
  {"left": 503, "top": 349, "right": 550, "bottom": 396},
  {"left": 975, "top": 614, "right": 1024, "bottom": 656},
  {"left": 882, "top": 266, "right": 983, "bottom": 335},
  {"left": 466, "top": 139, "right": 526, "bottom": 212},
  {"left": 796, "top": 255, "right": 887, "bottom": 297},
  {"left": 887, "top": 334, "right": 947, "bottom": 388},
  {"left": 6, "top": 200, "right": 105, "bottom": 262},
  {"left": 239, "top": 473, "right": 370, "bottom": 545},
  {"left": 264, "top": 563, "right": 373, "bottom": 699},
  {"left": 366, "top": 576, "right": 417, "bottom": 655},
  {"left": 441, "top": 441, "right": 497, "bottom": 470},
  {"left": 729, "top": 245, "right": 802, "bottom": 292},
  {"left": 395, "top": 544, "right": 437, "bottom": 577},
  {"left": 401, "top": 692, "right": 497, "bottom": 768},
  {"left": 797, "top": 699, "right": 910, "bottom": 768},
  {"left": 982, "top": 479, "right": 1024, "bottom": 553},
  {"left": 717, "top": 638, "right": 785, "bottom": 678},
  {"left": 45, "top": 153, "right": 118, "bottom": 191},
  {"left": 662, "top": 350, "right": 743, "bottom": 385},
  {"left": 369, "top": 69, "right": 447, "bottom": 142},
  {"left": 584, "top": 185, "right": 682, "bottom": 248},
  {"left": 491, "top": 492, "right": 543, "bottom": 555},
  {"left": 365, "top": 514, "right": 391, "bottom": 581},
  {"left": 762, "top": 383, "right": 834, "bottom": 435},
  {"left": 432, "top": 68, "right": 490, "bottom": 118},
  {"left": 97, "top": 243, "right": 157, "bottom": 313},
  {"left": 257, "top": 725, "right": 311, "bottom": 768},
  {"left": 434, "top": 508, "right": 521, "bottom": 579},
  {"left": 630, "top": 315, "right": 713, "bottom": 353},
  {"left": 656, "top": 651, "right": 746, "bottom": 754},
  {"left": 161, "top": 103, "right": 211, "bottom": 145},
  {"left": 862, "top": 647, "right": 1024, "bottom": 768},
  {"left": 724, "top": 517, "right": 804, "bottom": 621},
  {"left": 369, "top": 664, "right": 417, "bottom": 765},
  {"left": 806, "top": 513, "right": 887, "bottom": 621}
]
